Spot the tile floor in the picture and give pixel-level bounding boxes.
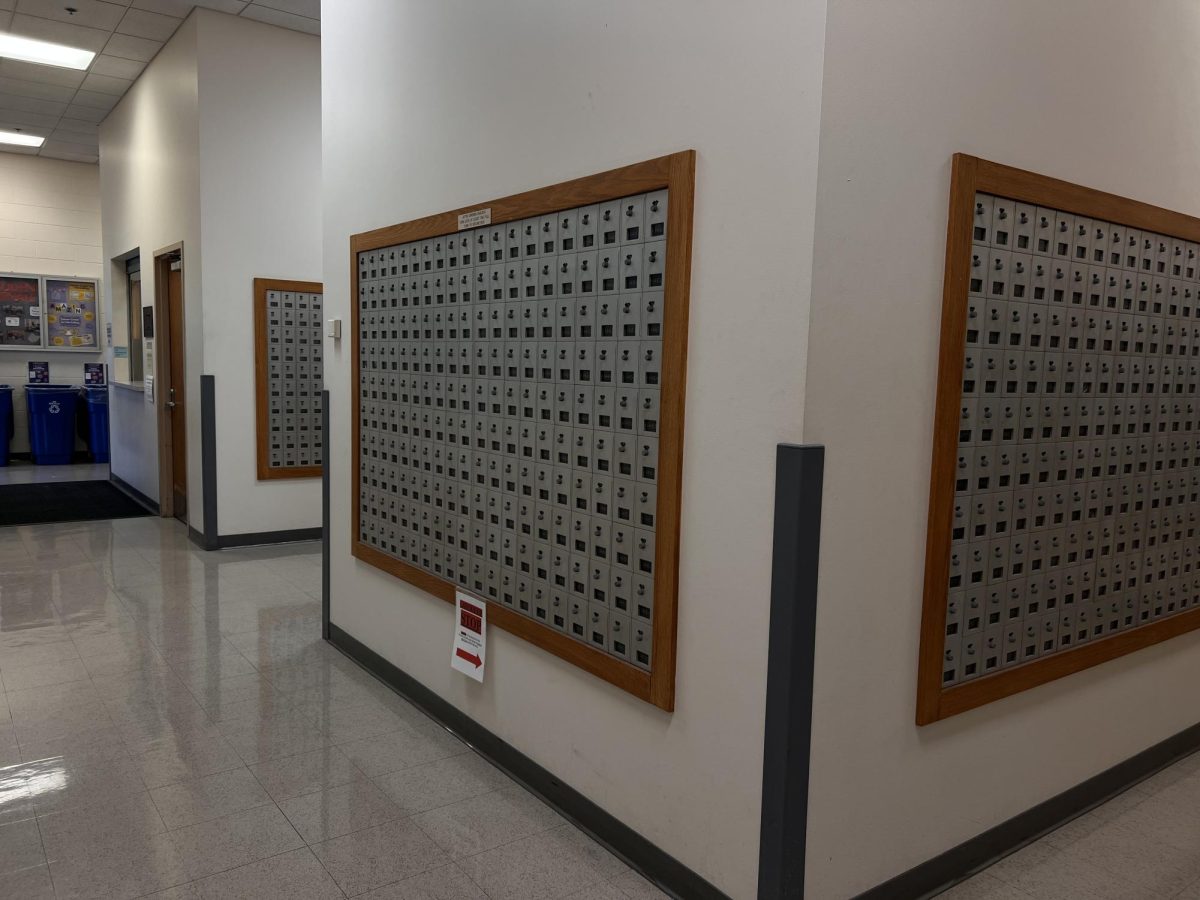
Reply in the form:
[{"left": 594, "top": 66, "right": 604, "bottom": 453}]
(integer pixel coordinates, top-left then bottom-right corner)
[
  {"left": 0, "top": 462, "right": 110, "bottom": 486},
  {"left": 0, "top": 516, "right": 666, "bottom": 899},
  {"left": 942, "top": 750, "right": 1200, "bottom": 899}
]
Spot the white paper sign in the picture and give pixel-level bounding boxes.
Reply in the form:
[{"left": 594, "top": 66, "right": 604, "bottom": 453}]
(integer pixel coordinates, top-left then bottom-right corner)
[
  {"left": 451, "top": 591, "right": 486, "bottom": 682},
  {"left": 4, "top": 317, "right": 18, "bottom": 327},
  {"left": 457, "top": 207, "right": 491, "bottom": 230}
]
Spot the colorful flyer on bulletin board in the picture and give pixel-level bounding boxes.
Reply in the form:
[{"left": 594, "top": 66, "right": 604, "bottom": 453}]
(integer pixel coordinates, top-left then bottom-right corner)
[
  {"left": 27, "top": 361, "right": 49, "bottom": 383},
  {"left": 0, "top": 275, "right": 42, "bottom": 348},
  {"left": 83, "top": 362, "right": 106, "bottom": 385},
  {"left": 45, "top": 279, "right": 99, "bottom": 350}
]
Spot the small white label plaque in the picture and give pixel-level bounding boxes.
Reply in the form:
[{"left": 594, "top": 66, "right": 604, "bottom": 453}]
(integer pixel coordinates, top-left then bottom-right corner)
[{"left": 457, "top": 208, "right": 491, "bottom": 230}]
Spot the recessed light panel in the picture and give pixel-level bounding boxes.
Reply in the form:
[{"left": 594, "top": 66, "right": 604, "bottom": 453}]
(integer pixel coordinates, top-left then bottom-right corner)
[
  {"left": 0, "top": 33, "right": 96, "bottom": 71},
  {"left": 0, "top": 130, "right": 45, "bottom": 147}
]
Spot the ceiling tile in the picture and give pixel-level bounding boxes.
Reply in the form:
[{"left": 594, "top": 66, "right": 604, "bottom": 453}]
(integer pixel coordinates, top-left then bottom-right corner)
[
  {"left": 39, "top": 146, "right": 98, "bottom": 162},
  {"left": 195, "top": 0, "right": 252, "bottom": 11},
  {"left": 41, "top": 135, "right": 97, "bottom": 151},
  {"left": 0, "top": 0, "right": 15, "bottom": 12},
  {"left": 0, "top": 10, "right": 11, "bottom": 28},
  {"left": 0, "top": 92, "right": 67, "bottom": 116},
  {"left": 116, "top": 6, "right": 181, "bottom": 40},
  {"left": 239, "top": 3, "right": 317, "bottom": 34},
  {"left": 0, "top": 59, "right": 86, "bottom": 89},
  {"left": 0, "top": 145, "right": 41, "bottom": 157},
  {"left": 10, "top": 12, "right": 112, "bottom": 52},
  {"left": 134, "top": 0, "right": 248, "bottom": 15},
  {"left": 15, "top": 0, "right": 126, "bottom": 30},
  {"left": 88, "top": 54, "right": 146, "bottom": 80},
  {"left": 0, "top": 108, "right": 60, "bottom": 128},
  {"left": 0, "top": 76, "right": 76, "bottom": 102},
  {"left": 70, "top": 89, "right": 119, "bottom": 110},
  {"left": 251, "top": 0, "right": 317, "bottom": 19},
  {"left": 54, "top": 117, "right": 99, "bottom": 134},
  {"left": 50, "top": 127, "right": 98, "bottom": 146},
  {"left": 81, "top": 72, "right": 133, "bottom": 95},
  {"left": 40, "top": 137, "right": 99, "bottom": 156},
  {"left": 63, "top": 102, "right": 108, "bottom": 122},
  {"left": 102, "top": 32, "right": 163, "bottom": 61}
]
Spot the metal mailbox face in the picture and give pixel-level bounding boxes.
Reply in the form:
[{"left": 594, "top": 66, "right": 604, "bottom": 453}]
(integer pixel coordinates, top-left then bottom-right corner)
[
  {"left": 259, "top": 285, "right": 324, "bottom": 478},
  {"left": 354, "top": 188, "right": 674, "bottom": 679},
  {"left": 922, "top": 164, "right": 1200, "bottom": 723}
]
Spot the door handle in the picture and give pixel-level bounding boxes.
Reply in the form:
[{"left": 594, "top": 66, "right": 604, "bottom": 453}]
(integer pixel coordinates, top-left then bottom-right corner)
[{"left": 166, "top": 401, "right": 176, "bottom": 409}]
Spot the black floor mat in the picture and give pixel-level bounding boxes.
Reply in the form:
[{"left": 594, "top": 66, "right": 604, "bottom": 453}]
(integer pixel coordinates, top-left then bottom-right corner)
[{"left": 0, "top": 480, "right": 151, "bottom": 527}]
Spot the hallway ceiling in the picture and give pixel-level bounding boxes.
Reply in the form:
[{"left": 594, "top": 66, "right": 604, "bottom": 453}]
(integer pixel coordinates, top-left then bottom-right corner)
[{"left": 0, "top": 0, "right": 320, "bottom": 164}]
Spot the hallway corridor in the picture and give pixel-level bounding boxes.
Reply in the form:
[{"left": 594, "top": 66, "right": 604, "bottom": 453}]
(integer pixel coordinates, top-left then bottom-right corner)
[{"left": 0, "top": 518, "right": 660, "bottom": 899}]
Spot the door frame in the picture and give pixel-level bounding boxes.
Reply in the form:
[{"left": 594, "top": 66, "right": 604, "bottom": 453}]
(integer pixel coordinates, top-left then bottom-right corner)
[{"left": 153, "top": 242, "right": 185, "bottom": 520}]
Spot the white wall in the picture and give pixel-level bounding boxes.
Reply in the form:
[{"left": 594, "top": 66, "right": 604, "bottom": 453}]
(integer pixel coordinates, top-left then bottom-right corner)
[
  {"left": 322, "top": 2, "right": 826, "bottom": 896},
  {"left": 0, "top": 154, "right": 103, "bottom": 454},
  {"left": 100, "top": 13, "right": 201, "bottom": 507},
  {"left": 804, "top": 1, "right": 1200, "bottom": 896},
  {"left": 195, "top": 10, "right": 322, "bottom": 536},
  {"left": 100, "top": 9, "right": 321, "bottom": 531}
]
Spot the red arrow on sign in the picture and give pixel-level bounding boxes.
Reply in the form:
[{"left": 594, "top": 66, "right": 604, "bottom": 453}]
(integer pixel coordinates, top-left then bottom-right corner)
[{"left": 456, "top": 648, "right": 482, "bottom": 668}]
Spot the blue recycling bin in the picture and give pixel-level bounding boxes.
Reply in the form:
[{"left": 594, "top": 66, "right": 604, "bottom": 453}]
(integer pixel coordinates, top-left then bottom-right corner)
[
  {"left": 0, "top": 386, "right": 12, "bottom": 467},
  {"left": 25, "top": 385, "right": 80, "bottom": 465},
  {"left": 83, "top": 385, "right": 109, "bottom": 463}
]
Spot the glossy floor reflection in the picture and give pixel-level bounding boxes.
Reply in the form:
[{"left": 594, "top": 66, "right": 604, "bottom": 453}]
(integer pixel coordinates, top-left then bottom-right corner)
[
  {"left": 0, "top": 517, "right": 664, "bottom": 899},
  {"left": 0, "top": 463, "right": 110, "bottom": 486},
  {"left": 942, "top": 751, "right": 1200, "bottom": 899}
]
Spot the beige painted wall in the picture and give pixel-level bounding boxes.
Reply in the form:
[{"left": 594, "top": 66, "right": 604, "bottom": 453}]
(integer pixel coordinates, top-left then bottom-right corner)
[
  {"left": 321, "top": 1, "right": 827, "bottom": 895},
  {"left": 100, "top": 13, "right": 201, "bottom": 506},
  {"left": 805, "top": 1, "right": 1200, "bottom": 895}
]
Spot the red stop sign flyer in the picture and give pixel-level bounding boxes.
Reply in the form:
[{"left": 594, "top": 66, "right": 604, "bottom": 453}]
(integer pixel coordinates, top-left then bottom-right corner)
[{"left": 451, "top": 592, "right": 486, "bottom": 682}]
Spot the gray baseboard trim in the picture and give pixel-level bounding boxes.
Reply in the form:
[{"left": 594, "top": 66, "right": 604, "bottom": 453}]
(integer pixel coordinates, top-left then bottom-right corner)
[
  {"left": 321, "top": 389, "right": 330, "bottom": 640},
  {"left": 855, "top": 721, "right": 1200, "bottom": 899},
  {"left": 327, "top": 623, "right": 730, "bottom": 900},
  {"left": 189, "top": 525, "right": 320, "bottom": 550},
  {"left": 109, "top": 473, "right": 159, "bottom": 515},
  {"left": 758, "top": 444, "right": 824, "bottom": 900},
  {"left": 200, "top": 374, "right": 218, "bottom": 549},
  {"left": 216, "top": 527, "right": 322, "bottom": 549},
  {"left": 192, "top": 376, "right": 322, "bottom": 554}
]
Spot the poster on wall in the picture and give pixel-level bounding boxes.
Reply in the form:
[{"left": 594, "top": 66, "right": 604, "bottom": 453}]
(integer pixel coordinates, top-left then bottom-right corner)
[
  {"left": 27, "top": 361, "right": 48, "bottom": 383},
  {"left": 83, "top": 363, "right": 105, "bottom": 385},
  {"left": 44, "top": 279, "right": 98, "bottom": 350},
  {"left": 451, "top": 591, "right": 487, "bottom": 682},
  {"left": 0, "top": 275, "right": 42, "bottom": 348}
]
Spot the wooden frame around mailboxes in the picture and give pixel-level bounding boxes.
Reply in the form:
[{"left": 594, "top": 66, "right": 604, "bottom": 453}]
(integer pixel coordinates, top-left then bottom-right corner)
[
  {"left": 349, "top": 151, "right": 695, "bottom": 710},
  {"left": 254, "top": 277, "right": 324, "bottom": 481},
  {"left": 918, "top": 154, "right": 1200, "bottom": 724}
]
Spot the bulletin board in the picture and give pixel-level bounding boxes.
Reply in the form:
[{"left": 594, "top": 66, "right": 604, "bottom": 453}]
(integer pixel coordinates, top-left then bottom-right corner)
[
  {"left": 350, "top": 151, "right": 695, "bottom": 710},
  {"left": 0, "top": 275, "right": 41, "bottom": 348},
  {"left": 919, "top": 154, "right": 1200, "bottom": 723},
  {"left": 253, "top": 278, "right": 324, "bottom": 479},
  {"left": 44, "top": 278, "right": 100, "bottom": 350}
]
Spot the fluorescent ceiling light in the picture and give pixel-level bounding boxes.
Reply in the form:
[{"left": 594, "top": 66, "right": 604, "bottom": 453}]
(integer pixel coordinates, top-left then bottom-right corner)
[
  {"left": 0, "top": 130, "right": 45, "bottom": 147},
  {"left": 0, "top": 33, "right": 95, "bottom": 70}
]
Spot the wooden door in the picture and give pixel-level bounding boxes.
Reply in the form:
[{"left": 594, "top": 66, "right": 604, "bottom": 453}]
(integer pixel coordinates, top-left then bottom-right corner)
[{"left": 167, "top": 265, "right": 186, "bottom": 519}]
